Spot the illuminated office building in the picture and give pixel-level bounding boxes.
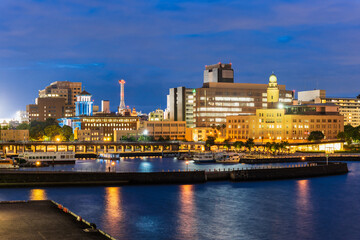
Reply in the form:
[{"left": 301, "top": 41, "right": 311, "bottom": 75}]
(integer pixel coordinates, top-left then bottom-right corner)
[
  {"left": 168, "top": 64, "right": 293, "bottom": 128},
  {"left": 193, "top": 73, "right": 293, "bottom": 127}
]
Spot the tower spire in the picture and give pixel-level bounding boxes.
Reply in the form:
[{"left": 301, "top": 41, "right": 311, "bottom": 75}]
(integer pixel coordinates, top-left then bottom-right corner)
[{"left": 118, "top": 79, "right": 126, "bottom": 111}]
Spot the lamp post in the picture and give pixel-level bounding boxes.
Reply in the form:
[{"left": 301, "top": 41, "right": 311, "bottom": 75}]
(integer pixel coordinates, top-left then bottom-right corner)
[{"left": 185, "top": 161, "right": 189, "bottom": 171}]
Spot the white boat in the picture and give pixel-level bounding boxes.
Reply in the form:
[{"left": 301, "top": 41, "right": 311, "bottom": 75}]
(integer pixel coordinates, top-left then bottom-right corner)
[
  {"left": 216, "top": 152, "right": 245, "bottom": 163},
  {"left": 16, "top": 152, "right": 76, "bottom": 164},
  {"left": 193, "top": 152, "right": 215, "bottom": 163},
  {"left": 0, "top": 158, "right": 19, "bottom": 169}
]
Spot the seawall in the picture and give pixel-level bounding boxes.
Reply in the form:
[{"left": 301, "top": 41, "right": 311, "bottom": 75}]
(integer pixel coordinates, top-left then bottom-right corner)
[
  {"left": 0, "top": 163, "right": 348, "bottom": 187},
  {"left": 230, "top": 162, "right": 348, "bottom": 181}
]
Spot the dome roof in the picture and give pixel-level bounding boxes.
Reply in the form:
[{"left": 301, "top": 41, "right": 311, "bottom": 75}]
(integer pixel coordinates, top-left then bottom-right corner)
[{"left": 269, "top": 74, "right": 277, "bottom": 83}]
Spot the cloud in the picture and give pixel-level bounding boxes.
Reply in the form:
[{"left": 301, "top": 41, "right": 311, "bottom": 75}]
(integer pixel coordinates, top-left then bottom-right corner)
[{"left": 0, "top": 0, "right": 360, "bottom": 117}]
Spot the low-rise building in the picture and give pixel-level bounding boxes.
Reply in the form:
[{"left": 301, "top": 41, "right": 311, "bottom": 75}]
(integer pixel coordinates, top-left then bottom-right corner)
[
  {"left": 226, "top": 104, "right": 344, "bottom": 142},
  {"left": 185, "top": 127, "right": 222, "bottom": 142},
  {"left": 144, "top": 121, "right": 186, "bottom": 140},
  {"left": 0, "top": 130, "right": 29, "bottom": 141},
  {"left": 298, "top": 90, "right": 360, "bottom": 127},
  {"left": 148, "top": 109, "right": 164, "bottom": 121}
]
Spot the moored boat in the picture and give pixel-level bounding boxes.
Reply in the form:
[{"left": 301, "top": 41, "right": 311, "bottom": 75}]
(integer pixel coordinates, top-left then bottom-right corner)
[
  {"left": 193, "top": 152, "right": 215, "bottom": 163},
  {"left": 215, "top": 152, "right": 245, "bottom": 163},
  {"left": 15, "top": 152, "right": 76, "bottom": 164},
  {"left": 0, "top": 158, "right": 19, "bottom": 169}
]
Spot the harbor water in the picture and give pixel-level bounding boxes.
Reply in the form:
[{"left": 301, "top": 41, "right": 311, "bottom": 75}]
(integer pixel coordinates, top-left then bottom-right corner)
[{"left": 1, "top": 158, "right": 360, "bottom": 240}]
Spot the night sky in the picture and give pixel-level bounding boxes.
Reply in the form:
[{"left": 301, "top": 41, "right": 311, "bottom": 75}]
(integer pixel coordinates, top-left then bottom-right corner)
[{"left": 1, "top": 0, "right": 360, "bottom": 118}]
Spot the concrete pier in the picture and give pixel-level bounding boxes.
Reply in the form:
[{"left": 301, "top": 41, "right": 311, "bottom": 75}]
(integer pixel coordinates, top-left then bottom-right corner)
[
  {"left": 0, "top": 200, "right": 114, "bottom": 240},
  {"left": 0, "top": 162, "right": 348, "bottom": 187}
]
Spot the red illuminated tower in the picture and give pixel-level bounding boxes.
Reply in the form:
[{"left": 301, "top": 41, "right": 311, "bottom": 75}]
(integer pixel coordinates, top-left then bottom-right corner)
[{"left": 118, "top": 79, "right": 126, "bottom": 111}]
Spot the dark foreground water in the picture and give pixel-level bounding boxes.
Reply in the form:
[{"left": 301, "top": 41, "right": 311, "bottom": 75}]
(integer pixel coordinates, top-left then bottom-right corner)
[{"left": 1, "top": 161, "right": 360, "bottom": 240}]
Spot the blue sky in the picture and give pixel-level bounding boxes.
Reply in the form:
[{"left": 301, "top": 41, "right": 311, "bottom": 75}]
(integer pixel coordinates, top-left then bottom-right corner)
[{"left": 1, "top": 0, "right": 360, "bottom": 118}]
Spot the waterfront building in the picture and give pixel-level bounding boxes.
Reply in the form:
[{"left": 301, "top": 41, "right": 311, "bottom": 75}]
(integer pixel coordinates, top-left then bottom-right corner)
[
  {"left": 148, "top": 109, "right": 164, "bottom": 121},
  {"left": 227, "top": 105, "right": 343, "bottom": 142},
  {"left": 75, "top": 90, "right": 93, "bottom": 116},
  {"left": 27, "top": 97, "right": 66, "bottom": 122},
  {"left": 226, "top": 79, "right": 344, "bottom": 142},
  {"left": 144, "top": 121, "right": 186, "bottom": 140},
  {"left": 79, "top": 114, "right": 139, "bottom": 140},
  {"left": 185, "top": 127, "right": 222, "bottom": 142},
  {"left": 298, "top": 90, "right": 360, "bottom": 127},
  {"left": 74, "top": 129, "right": 101, "bottom": 141},
  {"left": 0, "top": 130, "right": 29, "bottom": 141}
]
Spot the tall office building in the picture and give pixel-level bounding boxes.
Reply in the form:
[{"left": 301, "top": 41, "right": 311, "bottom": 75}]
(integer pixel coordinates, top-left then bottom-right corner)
[
  {"left": 167, "top": 64, "right": 293, "bottom": 128},
  {"left": 168, "top": 87, "right": 195, "bottom": 128},
  {"left": 39, "top": 81, "right": 82, "bottom": 116},
  {"left": 27, "top": 97, "right": 66, "bottom": 122},
  {"left": 193, "top": 73, "right": 293, "bottom": 127},
  {"left": 298, "top": 90, "right": 360, "bottom": 127}
]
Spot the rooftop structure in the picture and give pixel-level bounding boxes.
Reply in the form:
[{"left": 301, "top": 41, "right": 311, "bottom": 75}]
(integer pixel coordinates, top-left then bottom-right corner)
[
  {"left": 204, "top": 62, "right": 234, "bottom": 85},
  {"left": 75, "top": 90, "right": 93, "bottom": 116}
]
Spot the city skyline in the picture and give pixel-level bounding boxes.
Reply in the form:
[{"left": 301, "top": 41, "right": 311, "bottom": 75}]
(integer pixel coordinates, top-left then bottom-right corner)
[{"left": 1, "top": 0, "right": 360, "bottom": 118}]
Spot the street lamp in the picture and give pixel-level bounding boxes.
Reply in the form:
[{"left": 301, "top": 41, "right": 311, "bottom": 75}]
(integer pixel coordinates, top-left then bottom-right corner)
[{"left": 185, "top": 161, "right": 189, "bottom": 171}]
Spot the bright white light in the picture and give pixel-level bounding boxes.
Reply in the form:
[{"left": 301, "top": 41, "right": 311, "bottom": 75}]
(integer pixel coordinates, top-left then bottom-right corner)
[
  {"left": 143, "top": 130, "right": 149, "bottom": 135},
  {"left": 278, "top": 103, "right": 284, "bottom": 109}
]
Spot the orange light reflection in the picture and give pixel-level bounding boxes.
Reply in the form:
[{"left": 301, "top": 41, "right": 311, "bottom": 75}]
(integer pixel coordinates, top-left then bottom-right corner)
[
  {"left": 29, "top": 189, "right": 47, "bottom": 200},
  {"left": 178, "top": 185, "right": 196, "bottom": 238},
  {"left": 103, "top": 187, "right": 124, "bottom": 235}
]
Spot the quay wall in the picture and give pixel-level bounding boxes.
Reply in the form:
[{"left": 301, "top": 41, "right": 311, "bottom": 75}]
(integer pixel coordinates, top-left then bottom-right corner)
[
  {"left": 230, "top": 162, "right": 348, "bottom": 181},
  {"left": 241, "top": 156, "right": 360, "bottom": 164},
  {"left": 0, "top": 163, "right": 348, "bottom": 187},
  {"left": 0, "top": 171, "right": 206, "bottom": 187}
]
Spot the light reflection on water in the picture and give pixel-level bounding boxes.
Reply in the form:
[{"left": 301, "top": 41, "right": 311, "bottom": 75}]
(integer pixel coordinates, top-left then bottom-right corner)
[
  {"left": 295, "top": 179, "right": 314, "bottom": 239},
  {"left": 177, "top": 185, "right": 197, "bottom": 239},
  {"left": 29, "top": 189, "right": 47, "bottom": 200},
  {"left": 102, "top": 187, "right": 124, "bottom": 234}
]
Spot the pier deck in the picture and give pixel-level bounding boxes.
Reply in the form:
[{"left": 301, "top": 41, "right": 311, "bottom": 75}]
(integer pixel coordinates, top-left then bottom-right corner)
[{"left": 0, "top": 200, "right": 113, "bottom": 240}]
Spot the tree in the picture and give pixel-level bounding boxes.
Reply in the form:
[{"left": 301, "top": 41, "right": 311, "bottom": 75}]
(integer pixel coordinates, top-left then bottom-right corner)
[
  {"left": 245, "top": 138, "right": 255, "bottom": 151},
  {"left": 44, "top": 125, "right": 62, "bottom": 141},
  {"left": 158, "top": 136, "right": 165, "bottom": 142},
  {"left": 205, "top": 136, "right": 216, "bottom": 148},
  {"left": 337, "top": 124, "right": 360, "bottom": 145},
  {"left": 234, "top": 141, "right": 244, "bottom": 150},
  {"left": 223, "top": 139, "right": 231, "bottom": 150},
  {"left": 265, "top": 142, "right": 272, "bottom": 152},
  {"left": 61, "top": 125, "right": 74, "bottom": 141},
  {"left": 308, "top": 131, "right": 325, "bottom": 141},
  {"left": 16, "top": 123, "right": 30, "bottom": 130}
]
